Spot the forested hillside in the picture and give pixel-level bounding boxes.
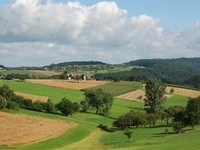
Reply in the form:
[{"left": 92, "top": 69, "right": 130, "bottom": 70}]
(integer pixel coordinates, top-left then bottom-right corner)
[{"left": 94, "top": 58, "right": 200, "bottom": 89}]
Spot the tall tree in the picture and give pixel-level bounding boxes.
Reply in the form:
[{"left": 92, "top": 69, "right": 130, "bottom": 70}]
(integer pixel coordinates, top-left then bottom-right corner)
[
  {"left": 185, "top": 96, "right": 200, "bottom": 127},
  {"left": 83, "top": 88, "right": 113, "bottom": 116},
  {"left": 144, "top": 80, "right": 166, "bottom": 113}
]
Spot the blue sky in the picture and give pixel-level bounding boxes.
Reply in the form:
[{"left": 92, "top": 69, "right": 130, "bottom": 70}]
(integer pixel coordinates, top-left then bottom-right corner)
[{"left": 0, "top": 0, "right": 200, "bottom": 66}]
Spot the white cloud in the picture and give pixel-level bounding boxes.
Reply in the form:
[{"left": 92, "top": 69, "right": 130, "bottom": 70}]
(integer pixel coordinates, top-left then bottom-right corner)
[{"left": 0, "top": 0, "right": 199, "bottom": 66}]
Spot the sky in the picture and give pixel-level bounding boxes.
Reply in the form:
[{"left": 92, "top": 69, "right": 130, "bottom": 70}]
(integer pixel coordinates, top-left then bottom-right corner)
[{"left": 0, "top": 0, "right": 200, "bottom": 67}]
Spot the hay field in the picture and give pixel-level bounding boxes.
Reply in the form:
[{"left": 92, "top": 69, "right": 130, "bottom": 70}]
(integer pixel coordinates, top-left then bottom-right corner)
[
  {"left": 0, "top": 111, "right": 75, "bottom": 147},
  {"left": 14, "top": 92, "right": 49, "bottom": 102},
  {"left": 117, "top": 90, "right": 172, "bottom": 102},
  {"left": 26, "top": 79, "right": 108, "bottom": 90},
  {"left": 166, "top": 86, "right": 200, "bottom": 98}
]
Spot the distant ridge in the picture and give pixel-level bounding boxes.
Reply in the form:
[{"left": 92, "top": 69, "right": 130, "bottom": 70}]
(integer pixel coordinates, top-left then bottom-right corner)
[
  {"left": 43, "top": 61, "right": 107, "bottom": 69},
  {"left": 125, "top": 57, "right": 200, "bottom": 71}
]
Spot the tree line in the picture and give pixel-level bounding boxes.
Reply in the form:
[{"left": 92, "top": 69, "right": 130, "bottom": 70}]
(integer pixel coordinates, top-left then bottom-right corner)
[{"left": 113, "top": 80, "right": 200, "bottom": 136}]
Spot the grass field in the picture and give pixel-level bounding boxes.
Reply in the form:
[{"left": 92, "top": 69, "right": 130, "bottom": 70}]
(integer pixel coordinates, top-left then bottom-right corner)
[
  {"left": 0, "top": 80, "right": 84, "bottom": 103},
  {"left": 90, "top": 81, "right": 142, "bottom": 96},
  {"left": 95, "top": 66, "right": 139, "bottom": 74},
  {"left": 164, "top": 94, "right": 189, "bottom": 107},
  {"left": 0, "top": 79, "right": 196, "bottom": 150},
  {"left": 100, "top": 126, "right": 200, "bottom": 150},
  {"left": 0, "top": 70, "right": 50, "bottom": 78}
]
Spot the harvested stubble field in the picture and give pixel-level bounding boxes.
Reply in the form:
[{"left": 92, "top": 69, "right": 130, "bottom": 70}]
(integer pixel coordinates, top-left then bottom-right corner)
[
  {"left": 26, "top": 79, "right": 108, "bottom": 90},
  {"left": 166, "top": 86, "right": 200, "bottom": 98},
  {"left": 117, "top": 90, "right": 172, "bottom": 102},
  {"left": 0, "top": 111, "right": 75, "bottom": 147},
  {"left": 14, "top": 92, "right": 49, "bottom": 102}
]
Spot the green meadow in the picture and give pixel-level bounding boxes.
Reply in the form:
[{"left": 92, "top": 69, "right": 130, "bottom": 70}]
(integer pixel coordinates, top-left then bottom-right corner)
[
  {"left": 1, "top": 79, "right": 199, "bottom": 150},
  {"left": 90, "top": 81, "right": 142, "bottom": 96},
  {"left": 0, "top": 80, "right": 84, "bottom": 103}
]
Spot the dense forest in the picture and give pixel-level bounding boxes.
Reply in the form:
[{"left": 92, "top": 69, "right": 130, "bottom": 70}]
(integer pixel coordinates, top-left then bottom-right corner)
[{"left": 94, "top": 58, "right": 200, "bottom": 89}]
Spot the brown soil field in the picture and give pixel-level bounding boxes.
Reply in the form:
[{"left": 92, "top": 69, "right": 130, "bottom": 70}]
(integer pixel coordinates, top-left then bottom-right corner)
[
  {"left": 14, "top": 92, "right": 49, "bottom": 102},
  {"left": 26, "top": 79, "right": 109, "bottom": 90},
  {"left": 166, "top": 86, "right": 200, "bottom": 98},
  {"left": 29, "top": 70, "right": 61, "bottom": 76},
  {"left": 117, "top": 90, "right": 172, "bottom": 102},
  {"left": 0, "top": 111, "right": 75, "bottom": 147}
]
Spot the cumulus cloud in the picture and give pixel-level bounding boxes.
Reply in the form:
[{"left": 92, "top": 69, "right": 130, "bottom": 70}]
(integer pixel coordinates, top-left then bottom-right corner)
[{"left": 0, "top": 0, "right": 199, "bottom": 66}]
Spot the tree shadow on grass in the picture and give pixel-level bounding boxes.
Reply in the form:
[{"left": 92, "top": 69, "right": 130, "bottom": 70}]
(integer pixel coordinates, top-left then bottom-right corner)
[{"left": 152, "top": 128, "right": 193, "bottom": 137}]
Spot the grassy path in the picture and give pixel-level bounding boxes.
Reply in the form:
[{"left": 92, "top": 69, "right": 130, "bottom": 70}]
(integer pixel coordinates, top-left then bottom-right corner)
[{"left": 57, "top": 129, "right": 104, "bottom": 150}]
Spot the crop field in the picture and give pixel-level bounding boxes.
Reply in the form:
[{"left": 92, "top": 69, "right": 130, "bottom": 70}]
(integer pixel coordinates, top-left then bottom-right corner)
[
  {"left": 26, "top": 79, "right": 109, "bottom": 90},
  {"left": 166, "top": 86, "right": 200, "bottom": 98},
  {"left": 0, "top": 111, "right": 75, "bottom": 147},
  {"left": 90, "top": 81, "right": 142, "bottom": 96},
  {"left": 117, "top": 90, "right": 172, "bottom": 102},
  {"left": 14, "top": 92, "right": 49, "bottom": 102}
]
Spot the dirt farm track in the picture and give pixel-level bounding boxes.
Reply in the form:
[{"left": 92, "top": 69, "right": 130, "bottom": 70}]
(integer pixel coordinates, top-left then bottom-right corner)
[{"left": 0, "top": 112, "right": 75, "bottom": 147}]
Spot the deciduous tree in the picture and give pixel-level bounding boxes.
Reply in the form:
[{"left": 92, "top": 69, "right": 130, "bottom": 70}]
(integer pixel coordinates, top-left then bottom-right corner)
[
  {"left": 82, "top": 88, "right": 113, "bottom": 116},
  {"left": 144, "top": 80, "right": 166, "bottom": 113}
]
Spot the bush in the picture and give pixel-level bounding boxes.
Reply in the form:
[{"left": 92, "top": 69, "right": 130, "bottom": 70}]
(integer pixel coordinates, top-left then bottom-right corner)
[
  {"left": 98, "top": 124, "right": 117, "bottom": 132},
  {"left": 43, "top": 99, "right": 55, "bottom": 113},
  {"left": 170, "top": 88, "right": 174, "bottom": 94},
  {"left": 0, "top": 95, "right": 7, "bottom": 109},
  {"left": 6, "top": 101, "right": 19, "bottom": 111},
  {"left": 172, "top": 121, "right": 185, "bottom": 133},
  {"left": 56, "top": 98, "right": 80, "bottom": 116},
  {"left": 0, "top": 85, "right": 15, "bottom": 100},
  {"left": 33, "top": 101, "right": 46, "bottom": 112}
]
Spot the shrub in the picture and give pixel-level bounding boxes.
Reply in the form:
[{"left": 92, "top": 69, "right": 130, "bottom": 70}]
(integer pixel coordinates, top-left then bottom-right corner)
[
  {"left": 98, "top": 124, "right": 116, "bottom": 132},
  {"left": 170, "top": 88, "right": 174, "bottom": 94},
  {"left": 43, "top": 99, "right": 55, "bottom": 113},
  {"left": 6, "top": 101, "right": 19, "bottom": 111},
  {"left": 33, "top": 101, "right": 46, "bottom": 112},
  {"left": 0, "top": 95, "right": 7, "bottom": 109},
  {"left": 172, "top": 121, "right": 185, "bottom": 133},
  {"left": 56, "top": 98, "right": 80, "bottom": 116}
]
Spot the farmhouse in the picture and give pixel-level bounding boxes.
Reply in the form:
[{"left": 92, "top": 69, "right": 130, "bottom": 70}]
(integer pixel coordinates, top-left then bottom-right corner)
[{"left": 66, "top": 73, "right": 92, "bottom": 80}]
